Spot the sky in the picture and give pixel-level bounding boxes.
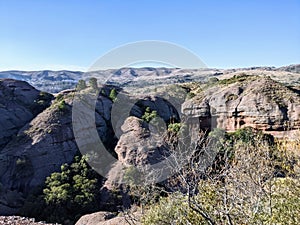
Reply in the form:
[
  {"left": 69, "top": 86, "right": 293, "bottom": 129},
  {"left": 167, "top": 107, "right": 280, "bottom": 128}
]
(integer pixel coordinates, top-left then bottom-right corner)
[{"left": 0, "top": 0, "right": 299, "bottom": 71}]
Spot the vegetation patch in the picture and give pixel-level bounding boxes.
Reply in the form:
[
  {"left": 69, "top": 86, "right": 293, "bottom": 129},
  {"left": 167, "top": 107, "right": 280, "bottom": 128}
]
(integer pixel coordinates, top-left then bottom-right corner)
[
  {"left": 142, "top": 107, "right": 157, "bottom": 123},
  {"left": 19, "top": 155, "right": 102, "bottom": 225}
]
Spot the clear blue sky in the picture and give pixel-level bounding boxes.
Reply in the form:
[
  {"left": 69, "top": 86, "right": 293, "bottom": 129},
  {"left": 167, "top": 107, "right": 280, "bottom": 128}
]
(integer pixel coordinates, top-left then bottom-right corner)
[{"left": 0, "top": 0, "right": 299, "bottom": 71}]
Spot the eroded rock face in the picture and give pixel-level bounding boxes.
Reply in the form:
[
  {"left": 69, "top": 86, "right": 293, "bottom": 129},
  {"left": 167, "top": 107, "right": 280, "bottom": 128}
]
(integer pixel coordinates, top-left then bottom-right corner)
[
  {"left": 0, "top": 86, "right": 115, "bottom": 214},
  {"left": 182, "top": 76, "right": 300, "bottom": 138},
  {"left": 115, "top": 116, "right": 167, "bottom": 166},
  {"left": 103, "top": 116, "right": 169, "bottom": 190},
  {"left": 0, "top": 79, "right": 53, "bottom": 150},
  {"left": 1, "top": 75, "right": 300, "bottom": 217}
]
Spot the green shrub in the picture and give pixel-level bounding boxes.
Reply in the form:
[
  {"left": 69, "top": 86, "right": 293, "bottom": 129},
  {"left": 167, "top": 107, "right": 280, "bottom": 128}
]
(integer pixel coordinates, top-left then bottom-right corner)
[
  {"left": 30, "top": 91, "right": 53, "bottom": 115},
  {"left": 142, "top": 107, "right": 157, "bottom": 123},
  {"left": 167, "top": 123, "right": 182, "bottom": 133},
  {"left": 253, "top": 178, "right": 300, "bottom": 224},
  {"left": 142, "top": 193, "right": 206, "bottom": 225},
  {"left": 218, "top": 73, "right": 252, "bottom": 85},
  {"left": 208, "top": 77, "right": 219, "bottom": 84},
  {"left": 55, "top": 93, "right": 64, "bottom": 101},
  {"left": 186, "top": 92, "right": 196, "bottom": 99},
  {"left": 124, "top": 166, "right": 141, "bottom": 186},
  {"left": 57, "top": 100, "right": 67, "bottom": 111},
  {"left": 20, "top": 155, "right": 101, "bottom": 224},
  {"left": 109, "top": 88, "right": 117, "bottom": 102}
]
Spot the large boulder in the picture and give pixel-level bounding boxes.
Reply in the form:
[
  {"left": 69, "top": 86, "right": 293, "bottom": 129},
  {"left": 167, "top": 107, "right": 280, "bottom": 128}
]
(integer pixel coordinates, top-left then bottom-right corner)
[
  {"left": 75, "top": 211, "right": 141, "bottom": 225},
  {"left": 103, "top": 116, "right": 168, "bottom": 190}
]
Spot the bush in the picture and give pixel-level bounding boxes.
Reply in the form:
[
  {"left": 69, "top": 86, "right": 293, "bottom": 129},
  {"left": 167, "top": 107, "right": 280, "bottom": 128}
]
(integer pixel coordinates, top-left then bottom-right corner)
[
  {"left": 186, "top": 92, "right": 196, "bottom": 99},
  {"left": 57, "top": 100, "right": 67, "bottom": 111},
  {"left": 208, "top": 77, "right": 219, "bottom": 84},
  {"left": 142, "top": 127, "right": 300, "bottom": 225},
  {"left": 253, "top": 178, "right": 300, "bottom": 224},
  {"left": 142, "top": 177, "right": 300, "bottom": 225},
  {"left": 142, "top": 107, "right": 157, "bottom": 123},
  {"left": 31, "top": 91, "right": 53, "bottom": 115},
  {"left": 142, "top": 193, "right": 206, "bottom": 225},
  {"left": 167, "top": 123, "right": 182, "bottom": 133},
  {"left": 20, "top": 155, "right": 102, "bottom": 224},
  {"left": 109, "top": 88, "right": 117, "bottom": 102}
]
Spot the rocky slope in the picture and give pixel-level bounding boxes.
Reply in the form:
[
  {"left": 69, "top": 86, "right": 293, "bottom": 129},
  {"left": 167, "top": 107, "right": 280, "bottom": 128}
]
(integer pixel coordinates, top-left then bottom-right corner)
[
  {"left": 0, "top": 84, "right": 116, "bottom": 215},
  {"left": 0, "top": 65, "right": 300, "bottom": 221},
  {"left": 0, "top": 79, "right": 53, "bottom": 150}
]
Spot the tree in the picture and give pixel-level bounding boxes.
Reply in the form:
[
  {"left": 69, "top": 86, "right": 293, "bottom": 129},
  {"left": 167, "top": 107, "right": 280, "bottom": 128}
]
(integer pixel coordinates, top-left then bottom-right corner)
[
  {"left": 77, "top": 79, "right": 87, "bottom": 90},
  {"left": 89, "top": 77, "right": 98, "bottom": 90},
  {"left": 44, "top": 155, "right": 99, "bottom": 206},
  {"left": 142, "top": 127, "right": 300, "bottom": 224},
  {"left": 20, "top": 155, "right": 102, "bottom": 224},
  {"left": 109, "top": 88, "right": 117, "bottom": 102}
]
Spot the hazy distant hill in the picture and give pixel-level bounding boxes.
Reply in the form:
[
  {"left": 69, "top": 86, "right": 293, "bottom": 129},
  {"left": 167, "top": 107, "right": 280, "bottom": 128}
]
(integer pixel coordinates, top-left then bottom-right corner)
[
  {"left": 0, "top": 70, "right": 83, "bottom": 93},
  {"left": 0, "top": 64, "right": 299, "bottom": 93}
]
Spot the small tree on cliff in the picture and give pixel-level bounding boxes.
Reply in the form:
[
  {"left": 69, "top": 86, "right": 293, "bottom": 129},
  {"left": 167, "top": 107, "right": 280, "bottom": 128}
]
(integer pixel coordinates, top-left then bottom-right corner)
[
  {"left": 77, "top": 79, "right": 87, "bottom": 90},
  {"left": 89, "top": 77, "right": 98, "bottom": 90},
  {"left": 109, "top": 88, "right": 117, "bottom": 102}
]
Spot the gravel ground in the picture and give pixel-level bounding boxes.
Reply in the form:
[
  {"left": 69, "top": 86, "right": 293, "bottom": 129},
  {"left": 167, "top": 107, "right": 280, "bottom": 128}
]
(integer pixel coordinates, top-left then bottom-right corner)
[{"left": 0, "top": 216, "right": 60, "bottom": 225}]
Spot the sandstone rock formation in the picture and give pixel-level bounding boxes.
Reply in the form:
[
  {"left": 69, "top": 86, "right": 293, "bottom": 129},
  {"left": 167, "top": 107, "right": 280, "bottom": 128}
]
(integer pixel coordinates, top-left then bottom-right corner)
[
  {"left": 103, "top": 116, "right": 169, "bottom": 189},
  {"left": 182, "top": 75, "right": 300, "bottom": 138}
]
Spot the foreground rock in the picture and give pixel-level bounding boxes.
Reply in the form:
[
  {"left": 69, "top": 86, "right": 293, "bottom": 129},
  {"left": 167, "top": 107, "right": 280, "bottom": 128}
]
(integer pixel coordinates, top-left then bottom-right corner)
[
  {"left": 0, "top": 216, "right": 59, "bottom": 225},
  {"left": 75, "top": 211, "right": 141, "bottom": 225}
]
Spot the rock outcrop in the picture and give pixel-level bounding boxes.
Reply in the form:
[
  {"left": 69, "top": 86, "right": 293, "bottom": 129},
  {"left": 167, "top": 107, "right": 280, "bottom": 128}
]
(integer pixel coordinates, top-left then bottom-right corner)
[
  {"left": 75, "top": 211, "right": 141, "bottom": 225},
  {"left": 0, "top": 79, "right": 53, "bottom": 150},
  {"left": 1, "top": 73, "right": 300, "bottom": 219},
  {"left": 0, "top": 84, "right": 115, "bottom": 214},
  {"left": 182, "top": 75, "right": 300, "bottom": 138},
  {"left": 103, "top": 116, "right": 169, "bottom": 189}
]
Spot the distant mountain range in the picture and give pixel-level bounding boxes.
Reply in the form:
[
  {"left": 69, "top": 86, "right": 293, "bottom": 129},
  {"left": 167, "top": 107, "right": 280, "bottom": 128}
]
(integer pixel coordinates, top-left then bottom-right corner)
[{"left": 0, "top": 64, "right": 299, "bottom": 93}]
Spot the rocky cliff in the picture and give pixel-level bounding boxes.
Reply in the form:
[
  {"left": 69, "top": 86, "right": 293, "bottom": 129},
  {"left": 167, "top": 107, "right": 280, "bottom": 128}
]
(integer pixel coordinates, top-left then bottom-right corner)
[
  {"left": 182, "top": 75, "right": 300, "bottom": 138},
  {"left": 0, "top": 83, "right": 116, "bottom": 214},
  {"left": 1, "top": 69, "right": 300, "bottom": 218},
  {"left": 0, "top": 79, "right": 53, "bottom": 150}
]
